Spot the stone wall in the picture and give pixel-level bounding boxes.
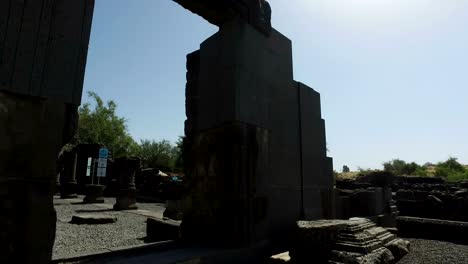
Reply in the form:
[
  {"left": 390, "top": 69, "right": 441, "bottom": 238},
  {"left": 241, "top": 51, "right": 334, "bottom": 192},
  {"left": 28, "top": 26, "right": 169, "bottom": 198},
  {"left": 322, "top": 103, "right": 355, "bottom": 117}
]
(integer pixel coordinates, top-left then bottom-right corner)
[{"left": 393, "top": 178, "right": 468, "bottom": 221}]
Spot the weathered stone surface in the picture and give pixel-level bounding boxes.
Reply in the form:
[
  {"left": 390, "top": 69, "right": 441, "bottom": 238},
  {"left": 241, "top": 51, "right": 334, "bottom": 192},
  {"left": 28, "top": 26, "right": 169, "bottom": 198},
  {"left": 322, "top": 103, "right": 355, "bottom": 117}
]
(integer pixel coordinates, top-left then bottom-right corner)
[
  {"left": 397, "top": 216, "right": 468, "bottom": 244},
  {"left": 173, "top": 0, "right": 272, "bottom": 36},
  {"left": 0, "top": 90, "right": 80, "bottom": 264},
  {"left": 290, "top": 218, "right": 410, "bottom": 264},
  {"left": 163, "top": 200, "right": 185, "bottom": 220},
  {"left": 182, "top": 17, "right": 333, "bottom": 247},
  {"left": 0, "top": 0, "right": 94, "bottom": 104},
  {"left": 386, "top": 238, "right": 410, "bottom": 259},
  {"left": 114, "top": 188, "right": 138, "bottom": 210},
  {"left": 113, "top": 157, "right": 140, "bottom": 210},
  {"left": 146, "top": 217, "right": 181, "bottom": 242},
  {"left": 83, "top": 184, "right": 105, "bottom": 204},
  {"left": 70, "top": 214, "right": 117, "bottom": 225}
]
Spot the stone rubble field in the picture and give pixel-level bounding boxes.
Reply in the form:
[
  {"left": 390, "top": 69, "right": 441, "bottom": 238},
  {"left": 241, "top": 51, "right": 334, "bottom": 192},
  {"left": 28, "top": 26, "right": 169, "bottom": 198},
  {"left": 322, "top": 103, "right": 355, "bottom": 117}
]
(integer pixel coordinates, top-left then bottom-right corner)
[{"left": 53, "top": 196, "right": 165, "bottom": 260}]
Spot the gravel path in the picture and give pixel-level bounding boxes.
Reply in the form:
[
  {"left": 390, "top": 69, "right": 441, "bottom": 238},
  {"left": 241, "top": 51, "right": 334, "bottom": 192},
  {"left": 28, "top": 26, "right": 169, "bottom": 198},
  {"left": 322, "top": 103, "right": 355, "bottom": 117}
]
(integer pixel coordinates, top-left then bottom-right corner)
[
  {"left": 53, "top": 196, "right": 165, "bottom": 260},
  {"left": 398, "top": 238, "right": 468, "bottom": 264}
]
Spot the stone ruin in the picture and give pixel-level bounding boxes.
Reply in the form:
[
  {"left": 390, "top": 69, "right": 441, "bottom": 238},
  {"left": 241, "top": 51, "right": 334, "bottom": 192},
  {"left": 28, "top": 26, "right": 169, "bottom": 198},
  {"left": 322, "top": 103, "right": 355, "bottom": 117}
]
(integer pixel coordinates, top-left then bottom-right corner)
[
  {"left": 179, "top": 1, "right": 334, "bottom": 245},
  {"left": 393, "top": 176, "right": 468, "bottom": 222},
  {"left": 280, "top": 218, "right": 410, "bottom": 264},
  {"left": 335, "top": 172, "right": 399, "bottom": 228},
  {"left": 0, "top": 0, "right": 410, "bottom": 263}
]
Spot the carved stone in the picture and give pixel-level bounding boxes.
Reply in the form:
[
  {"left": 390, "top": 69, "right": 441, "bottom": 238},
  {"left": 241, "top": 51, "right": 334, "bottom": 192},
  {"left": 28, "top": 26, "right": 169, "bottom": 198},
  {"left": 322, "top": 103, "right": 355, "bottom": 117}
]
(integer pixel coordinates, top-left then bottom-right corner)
[
  {"left": 290, "top": 218, "right": 410, "bottom": 264},
  {"left": 174, "top": 0, "right": 272, "bottom": 36},
  {"left": 83, "top": 184, "right": 106, "bottom": 204},
  {"left": 113, "top": 157, "right": 140, "bottom": 210},
  {"left": 181, "top": 19, "right": 333, "bottom": 246}
]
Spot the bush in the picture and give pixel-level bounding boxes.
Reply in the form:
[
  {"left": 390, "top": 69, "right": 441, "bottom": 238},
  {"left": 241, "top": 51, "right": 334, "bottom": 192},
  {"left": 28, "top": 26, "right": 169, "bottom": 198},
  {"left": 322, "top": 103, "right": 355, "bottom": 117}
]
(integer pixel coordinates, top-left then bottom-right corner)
[
  {"left": 435, "top": 157, "right": 468, "bottom": 182},
  {"left": 382, "top": 159, "right": 425, "bottom": 176}
]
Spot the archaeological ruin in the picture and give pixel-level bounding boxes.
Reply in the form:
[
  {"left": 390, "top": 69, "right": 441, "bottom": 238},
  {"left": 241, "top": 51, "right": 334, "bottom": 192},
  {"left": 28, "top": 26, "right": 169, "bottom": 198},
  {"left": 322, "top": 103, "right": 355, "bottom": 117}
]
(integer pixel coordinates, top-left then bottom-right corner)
[{"left": 5, "top": 0, "right": 468, "bottom": 264}]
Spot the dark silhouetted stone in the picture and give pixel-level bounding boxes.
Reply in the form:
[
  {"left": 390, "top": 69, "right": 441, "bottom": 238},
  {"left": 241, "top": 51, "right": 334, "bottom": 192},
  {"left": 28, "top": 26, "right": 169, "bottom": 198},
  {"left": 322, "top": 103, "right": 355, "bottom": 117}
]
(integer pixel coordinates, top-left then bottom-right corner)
[
  {"left": 113, "top": 157, "right": 140, "bottom": 210},
  {"left": 147, "top": 217, "right": 181, "bottom": 241},
  {"left": 83, "top": 184, "right": 105, "bottom": 204},
  {"left": 71, "top": 214, "right": 117, "bottom": 225}
]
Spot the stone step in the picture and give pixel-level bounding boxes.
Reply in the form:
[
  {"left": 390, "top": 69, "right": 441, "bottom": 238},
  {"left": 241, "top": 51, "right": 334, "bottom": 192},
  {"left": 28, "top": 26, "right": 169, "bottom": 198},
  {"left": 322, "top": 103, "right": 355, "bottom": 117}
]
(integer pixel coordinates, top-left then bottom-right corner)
[{"left": 292, "top": 218, "right": 410, "bottom": 264}]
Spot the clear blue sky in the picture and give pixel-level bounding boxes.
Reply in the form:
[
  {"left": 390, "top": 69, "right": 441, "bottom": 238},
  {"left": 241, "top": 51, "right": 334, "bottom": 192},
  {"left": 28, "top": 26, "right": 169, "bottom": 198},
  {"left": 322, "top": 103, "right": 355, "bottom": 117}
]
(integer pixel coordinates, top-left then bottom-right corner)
[{"left": 83, "top": 0, "right": 468, "bottom": 171}]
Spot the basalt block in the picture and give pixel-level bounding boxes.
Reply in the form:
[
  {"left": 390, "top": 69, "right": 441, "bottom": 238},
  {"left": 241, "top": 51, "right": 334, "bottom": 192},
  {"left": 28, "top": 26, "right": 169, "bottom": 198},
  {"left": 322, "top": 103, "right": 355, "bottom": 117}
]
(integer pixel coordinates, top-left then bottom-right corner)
[
  {"left": 146, "top": 217, "right": 181, "bottom": 242},
  {"left": 60, "top": 181, "right": 78, "bottom": 199},
  {"left": 290, "top": 218, "right": 410, "bottom": 264},
  {"left": 83, "top": 184, "right": 105, "bottom": 204},
  {"left": 113, "top": 188, "right": 138, "bottom": 210},
  {"left": 71, "top": 214, "right": 117, "bottom": 225}
]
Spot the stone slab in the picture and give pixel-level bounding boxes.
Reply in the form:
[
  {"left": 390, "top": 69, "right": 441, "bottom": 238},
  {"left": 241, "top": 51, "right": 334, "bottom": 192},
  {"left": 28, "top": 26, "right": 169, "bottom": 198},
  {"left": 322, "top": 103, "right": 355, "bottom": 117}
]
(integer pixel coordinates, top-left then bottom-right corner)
[
  {"left": 291, "top": 218, "right": 410, "bottom": 264},
  {"left": 70, "top": 214, "right": 117, "bottom": 225},
  {"left": 147, "top": 217, "right": 181, "bottom": 242}
]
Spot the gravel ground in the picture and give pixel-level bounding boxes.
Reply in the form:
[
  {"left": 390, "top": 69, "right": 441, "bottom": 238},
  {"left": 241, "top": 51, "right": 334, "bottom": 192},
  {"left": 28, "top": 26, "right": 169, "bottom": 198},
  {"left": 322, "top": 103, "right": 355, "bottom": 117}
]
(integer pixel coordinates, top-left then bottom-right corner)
[
  {"left": 53, "top": 196, "right": 165, "bottom": 260},
  {"left": 398, "top": 238, "right": 468, "bottom": 264}
]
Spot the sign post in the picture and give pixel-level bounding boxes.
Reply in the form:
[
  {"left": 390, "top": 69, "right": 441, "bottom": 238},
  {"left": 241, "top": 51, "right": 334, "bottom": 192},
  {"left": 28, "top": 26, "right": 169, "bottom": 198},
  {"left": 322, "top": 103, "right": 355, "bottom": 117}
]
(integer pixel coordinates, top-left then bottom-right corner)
[{"left": 97, "top": 148, "right": 109, "bottom": 184}]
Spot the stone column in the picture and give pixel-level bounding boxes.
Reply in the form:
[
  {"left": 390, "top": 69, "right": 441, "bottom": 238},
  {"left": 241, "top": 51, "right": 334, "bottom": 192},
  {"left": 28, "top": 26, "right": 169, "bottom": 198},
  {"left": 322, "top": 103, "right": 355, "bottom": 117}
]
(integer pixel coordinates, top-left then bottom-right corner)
[
  {"left": 60, "top": 152, "right": 78, "bottom": 199},
  {"left": 113, "top": 157, "right": 140, "bottom": 210},
  {"left": 0, "top": 92, "right": 78, "bottom": 264},
  {"left": 0, "top": 1, "right": 94, "bottom": 263}
]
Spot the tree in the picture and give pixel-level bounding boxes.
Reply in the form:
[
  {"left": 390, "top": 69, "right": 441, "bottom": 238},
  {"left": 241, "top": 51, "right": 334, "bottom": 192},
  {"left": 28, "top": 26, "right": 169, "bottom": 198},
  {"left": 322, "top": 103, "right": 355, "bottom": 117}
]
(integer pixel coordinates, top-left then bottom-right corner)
[
  {"left": 173, "top": 136, "right": 184, "bottom": 171},
  {"left": 435, "top": 157, "right": 468, "bottom": 181},
  {"left": 134, "top": 139, "right": 178, "bottom": 171},
  {"left": 383, "top": 159, "right": 424, "bottom": 176},
  {"left": 78, "top": 91, "right": 137, "bottom": 158},
  {"left": 342, "top": 165, "right": 350, "bottom": 173}
]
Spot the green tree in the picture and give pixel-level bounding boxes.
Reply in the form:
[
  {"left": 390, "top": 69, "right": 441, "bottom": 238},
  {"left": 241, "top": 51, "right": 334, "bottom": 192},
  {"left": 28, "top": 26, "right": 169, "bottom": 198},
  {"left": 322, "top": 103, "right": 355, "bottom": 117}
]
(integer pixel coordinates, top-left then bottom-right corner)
[
  {"left": 342, "top": 165, "right": 350, "bottom": 173},
  {"left": 78, "top": 91, "right": 137, "bottom": 158},
  {"left": 134, "top": 139, "right": 178, "bottom": 171},
  {"left": 173, "top": 136, "right": 184, "bottom": 172},
  {"left": 383, "top": 159, "right": 424, "bottom": 176},
  {"left": 435, "top": 157, "right": 468, "bottom": 181}
]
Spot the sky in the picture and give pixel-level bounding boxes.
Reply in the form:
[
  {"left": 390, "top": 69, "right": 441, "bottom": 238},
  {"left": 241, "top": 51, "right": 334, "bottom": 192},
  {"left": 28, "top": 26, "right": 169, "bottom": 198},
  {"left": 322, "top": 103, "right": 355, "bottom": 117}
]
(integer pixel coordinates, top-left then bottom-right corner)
[{"left": 82, "top": 0, "right": 468, "bottom": 171}]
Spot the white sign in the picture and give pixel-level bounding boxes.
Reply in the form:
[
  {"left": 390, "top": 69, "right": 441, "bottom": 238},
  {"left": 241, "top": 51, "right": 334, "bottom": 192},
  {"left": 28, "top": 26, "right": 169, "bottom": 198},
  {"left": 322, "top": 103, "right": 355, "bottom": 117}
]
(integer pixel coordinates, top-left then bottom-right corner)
[
  {"left": 86, "top": 157, "right": 92, "bottom": 176},
  {"left": 97, "top": 167, "right": 107, "bottom": 177},
  {"left": 98, "top": 158, "right": 107, "bottom": 168}
]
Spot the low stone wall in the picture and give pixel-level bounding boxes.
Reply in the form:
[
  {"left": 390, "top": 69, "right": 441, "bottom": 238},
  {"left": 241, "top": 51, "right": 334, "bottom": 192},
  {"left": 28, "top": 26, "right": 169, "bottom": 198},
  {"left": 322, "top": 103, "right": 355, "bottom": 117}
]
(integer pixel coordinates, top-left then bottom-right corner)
[
  {"left": 338, "top": 175, "right": 468, "bottom": 222},
  {"left": 397, "top": 216, "right": 468, "bottom": 244},
  {"left": 393, "top": 179, "right": 468, "bottom": 222}
]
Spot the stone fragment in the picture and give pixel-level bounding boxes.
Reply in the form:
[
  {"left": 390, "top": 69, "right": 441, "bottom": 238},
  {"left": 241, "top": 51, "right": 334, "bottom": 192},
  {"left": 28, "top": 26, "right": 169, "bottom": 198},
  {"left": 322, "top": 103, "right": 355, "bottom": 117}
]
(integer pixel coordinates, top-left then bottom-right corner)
[
  {"left": 291, "top": 218, "right": 410, "bottom": 264},
  {"left": 146, "top": 217, "right": 181, "bottom": 242},
  {"left": 385, "top": 238, "right": 410, "bottom": 259},
  {"left": 83, "top": 184, "right": 105, "bottom": 204},
  {"left": 70, "top": 214, "right": 117, "bottom": 225}
]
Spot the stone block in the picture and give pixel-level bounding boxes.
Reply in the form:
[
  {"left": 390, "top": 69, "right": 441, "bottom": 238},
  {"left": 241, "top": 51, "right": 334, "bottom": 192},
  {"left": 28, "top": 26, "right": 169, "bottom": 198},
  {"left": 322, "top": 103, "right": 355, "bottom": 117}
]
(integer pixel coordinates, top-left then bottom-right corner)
[
  {"left": 113, "top": 188, "right": 138, "bottom": 210},
  {"left": 70, "top": 214, "right": 116, "bottom": 225},
  {"left": 147, "top": 217, "right": 181, "bottom": 242},
  {"left": 83, "top": 184, "right": 105, "bottom": 204},
  {"left": 182, "top": 19, "right": 333, "bottom": 247},
  {"left": 291, "top": 218, "right": 409, "bottom": 264}
]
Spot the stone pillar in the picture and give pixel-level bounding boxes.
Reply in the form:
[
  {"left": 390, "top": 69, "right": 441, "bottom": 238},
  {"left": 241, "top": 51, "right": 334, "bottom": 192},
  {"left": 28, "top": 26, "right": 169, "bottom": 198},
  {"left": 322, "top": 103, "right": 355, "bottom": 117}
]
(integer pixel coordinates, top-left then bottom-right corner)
[
  {"left": 181, "top": 19, "right": 333, "bottom": 247},
  {"left": 113, "top": 157, "right": 140, "bottom": 210},
  {"left": 55, "top": 171, "right": 62, "bottom": 194},
  {"left": 0, "top": 92, "right": 78, "bottom": 264},
  {"left": 60, "top": 152, "right": 78, "bottom": 199},
  {"left": 83, "top": 184, "right": 106, "bottom": 204},
  {"left": 0, "top": 1, "right": 95, "bottom": 263}
]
